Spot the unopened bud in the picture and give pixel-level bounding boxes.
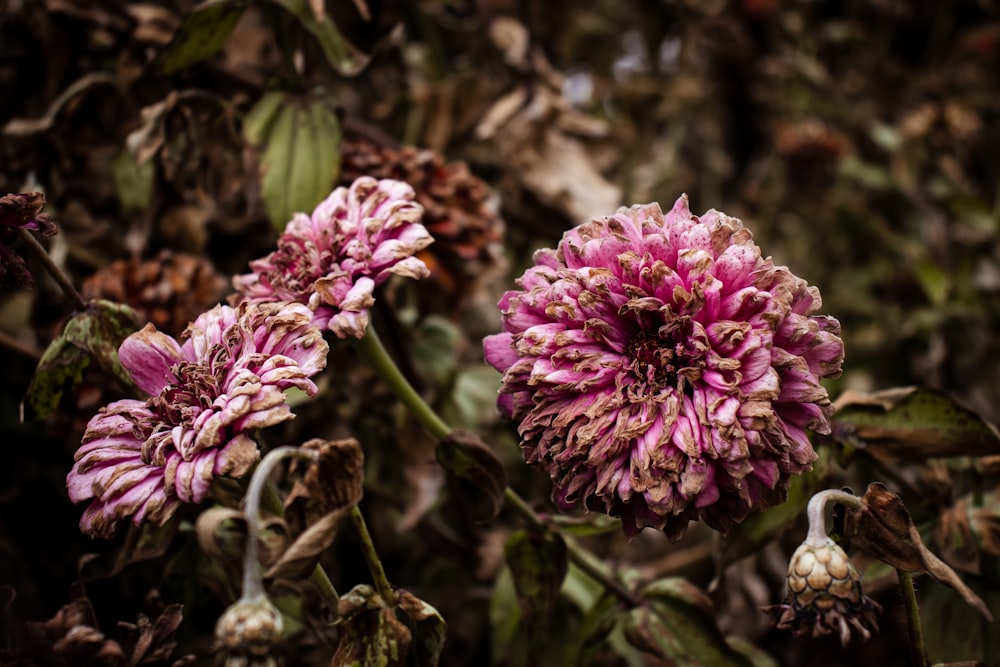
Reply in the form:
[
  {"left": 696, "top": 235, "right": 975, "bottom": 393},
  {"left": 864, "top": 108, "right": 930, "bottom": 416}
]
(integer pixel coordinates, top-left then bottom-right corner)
[
  {"left": 214, "top": 595, "right": 285, "bottom": 667},
  {"left": 764, "top": 538, "right": 881, "bottom": 647}
]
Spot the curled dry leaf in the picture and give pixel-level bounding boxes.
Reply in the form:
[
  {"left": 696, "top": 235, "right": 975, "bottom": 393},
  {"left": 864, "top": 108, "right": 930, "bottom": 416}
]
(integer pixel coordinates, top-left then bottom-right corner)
[
  {"left": 935, "top": 490, "right": 1000, "bottom": 577},
  {"left": 266, "top": 439, "right": 365, "bottom": 581},
  {"left": 264, "top": 508, "right": 352, "bottom": 581},
  {"left": 195, "top": 506, "right": 289, "bottom": 568},
  {"left": 195, "top": 506, "right": 247, "bottom": 563},
  {"left": 844, "top": 482, "right": 993, "bottom": 621},
  {"left": 285, "top": 438, "right": 365, "bottom": 529},
  {"left": 330, "top": 585, "right": 445, "bottom": 667}
]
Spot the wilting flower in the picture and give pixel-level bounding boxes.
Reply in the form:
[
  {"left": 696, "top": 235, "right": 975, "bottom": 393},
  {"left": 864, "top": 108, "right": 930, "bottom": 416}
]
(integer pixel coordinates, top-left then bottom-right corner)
[
  {"left": 0, "top": 191, "right": 58, "bottom": 288},
  {"left": 483, "top": 196, "right": 844, "bottom": 539},
  {"left": 232, "top": 176, "right": 433, "bottom": 339},
  {"left": 66, "top": 302, "right": 328, "bottom": 538},
  {"left": 763, "top": 538, "right": 881, "bottom": 646}
]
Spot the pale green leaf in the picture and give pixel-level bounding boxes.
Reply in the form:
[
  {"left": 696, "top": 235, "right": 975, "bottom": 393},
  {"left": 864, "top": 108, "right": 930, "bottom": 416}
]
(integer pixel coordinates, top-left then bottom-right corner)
[
  {"left": 244, "top": 92, "right": 342, "bottom": 231},
  {"left": 270, "top": 0, "right": 369, "bottom": 75},
  {"left": 154, "top": 0, "right": 248, "bottom": 75}
]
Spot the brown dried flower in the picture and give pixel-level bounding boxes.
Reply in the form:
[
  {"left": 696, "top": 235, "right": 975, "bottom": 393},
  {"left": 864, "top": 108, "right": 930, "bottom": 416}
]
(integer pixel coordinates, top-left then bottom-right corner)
[{"left": 82, "top": 250, "right": 228, "bottom": 338}]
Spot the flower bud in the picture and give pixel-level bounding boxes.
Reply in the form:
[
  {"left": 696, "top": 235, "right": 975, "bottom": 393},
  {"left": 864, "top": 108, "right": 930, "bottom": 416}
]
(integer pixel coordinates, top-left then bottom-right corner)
[
  {"left": 214, "top": 595, "right": 285, "bottom": 667},
  {"left": 764, "top": 538, "right": 881, "bottom": 647}
]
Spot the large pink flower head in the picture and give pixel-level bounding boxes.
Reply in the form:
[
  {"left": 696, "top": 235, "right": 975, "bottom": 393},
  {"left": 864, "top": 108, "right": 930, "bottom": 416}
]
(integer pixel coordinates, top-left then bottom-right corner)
[
  {"left": 67, "top": 301, "right": 329, "bottom": 538},
  {"left": 233, "top": 176, "right": 433, "bottom": 339},
  {"left": 483, "top": 196, "right": 844, "bottom": 540}
]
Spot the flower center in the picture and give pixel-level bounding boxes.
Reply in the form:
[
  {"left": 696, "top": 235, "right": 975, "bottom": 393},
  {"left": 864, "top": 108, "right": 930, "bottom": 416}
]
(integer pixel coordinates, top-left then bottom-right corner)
[
  {"left": 264, "top": 237, "right": 328, "bottom": 299},
  {"left": 625, "top": 317, "right": 705, "bottom": 390},
  {"left": 149, "top": 361, "right": 222, "bottom": 425}
]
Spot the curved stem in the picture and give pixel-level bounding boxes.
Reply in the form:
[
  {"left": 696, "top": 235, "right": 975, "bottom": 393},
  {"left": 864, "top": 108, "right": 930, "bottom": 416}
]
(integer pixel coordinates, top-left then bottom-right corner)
[
  {"left": 898, "top": 570, "right": 928, "bottom": 667},
  {"left": 259, "top": 481, "right": 341, "bottom": 612},
  {"left": 805, "top": 489, "right": 863, "bottom": 547},
  {"left": 350, "top": 505, "right": 395, "bottom": 604},
  {"left": 243, "top": 446, "right": 319, "bottom": 599},
  {"left": 18, "top": 228, "right": 86, "bottom": 311},
  {"left": 352, "top": 327, "right": 450, "bottom": 439},
  {"left": 355, "top": 325, "right": 641, "bottom": 608}
]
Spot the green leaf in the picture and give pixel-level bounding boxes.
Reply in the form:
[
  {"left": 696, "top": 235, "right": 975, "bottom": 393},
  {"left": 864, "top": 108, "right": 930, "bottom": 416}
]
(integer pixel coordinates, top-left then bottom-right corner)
[
  {"left": 244, "top": 91, "right": 342, "bottom": 231},
  {"left": 623, "top": 578, "right": 754, "bottom": 667},
  {"left": 112, "top": 146, "right": 155, "bottom": 216},
  {"left": 243, "top": 90, "right": 286, "bottom": 145},
  {"left": 922, "top": 575, "right": 1000, "bottom": 666},
  {"left": 21, "top": 300, "right": 141, "bottom": 421},
  {"left": 914, "top": 258, "right": 951, "bottom": 307},
  {"left": 269, "top": 0, "right": 369, "bottom": 75},
  {"left": 575, "top": 592, "right": 623, "bottom": 667},
  {"left": 830, "top": 386, "right": 1000, "bottom": 460},
  {"left": 504, "top": 527, "right": 568, "bottom": 649},
  {"left": 409, "top": 316, "right": 461, "bottom": 387},
  {"left": 435, "top": 429, "right": 507, "bottom": 520},
  {"left": 488, "top": 566, "right": 590, "bottom": 667},
  {"left": 154, "top": 0, "right": 248, "bottom": 75}
]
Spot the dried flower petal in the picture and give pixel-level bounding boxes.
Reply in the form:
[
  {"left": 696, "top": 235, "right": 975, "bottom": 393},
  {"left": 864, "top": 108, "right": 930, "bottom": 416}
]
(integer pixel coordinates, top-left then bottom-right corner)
[
  {"left": 232, "top": 176, "right": 433, "bottom": 338},
  {"left": 0, "top": 191, "right": 58, "bottom": 288},
  {"left": 484, "top": 196, "right": 844, "bottom": 539},
  {"left": 0, "top": 192, "right": 57, "bottom": 235},
  {"left": 66, "top": 302, "right": 329, "bottom": 538}
]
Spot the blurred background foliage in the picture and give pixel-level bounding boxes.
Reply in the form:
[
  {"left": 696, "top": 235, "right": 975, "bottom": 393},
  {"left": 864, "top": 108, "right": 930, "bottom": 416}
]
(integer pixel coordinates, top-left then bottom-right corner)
[{"left": 2, "top": 1, "right": 1000, "bottom": 665}]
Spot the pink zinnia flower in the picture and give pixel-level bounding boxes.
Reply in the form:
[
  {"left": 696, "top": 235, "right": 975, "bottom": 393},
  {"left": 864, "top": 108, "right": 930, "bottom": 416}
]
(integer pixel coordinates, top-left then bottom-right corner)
[
  {"left": 233, "top": 176, "right": 433, "bottom": 339},
  {"left": 483, "top": 196, "right": 844, "bottom": 540},
  {"left": 66, "top": 302, "right": 329, "bottom": 538}
]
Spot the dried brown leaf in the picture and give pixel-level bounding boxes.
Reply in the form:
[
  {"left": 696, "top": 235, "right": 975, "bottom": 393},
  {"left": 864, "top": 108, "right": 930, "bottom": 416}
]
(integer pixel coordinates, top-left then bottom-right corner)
[
  {"left": 195, "top": 506, "right": 246, "bottom": 563},
  {"left": 396, "top": 419, "right": 445, "bottom": 532},
  {"left": 845, "top": 483, "right": 993, "bottom": 621},
  {"left": 264, "top": 507, "right": 352, "bottom": 581},
  {"left": 285, "top": 438, "right": 364, "bottom": 531}
]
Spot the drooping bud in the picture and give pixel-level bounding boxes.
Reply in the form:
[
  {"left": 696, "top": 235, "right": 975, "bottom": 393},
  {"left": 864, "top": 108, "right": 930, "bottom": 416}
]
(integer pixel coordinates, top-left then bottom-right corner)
[
  {"left": 764, "top": 537, "right": 882, "bottom": 647},
  {"left": 214, "top": 594, "right": 285, "bottom": 667}
]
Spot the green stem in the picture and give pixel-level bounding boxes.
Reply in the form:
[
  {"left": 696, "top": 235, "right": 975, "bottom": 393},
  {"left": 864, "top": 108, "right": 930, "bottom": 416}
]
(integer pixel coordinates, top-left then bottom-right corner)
[
  {"left": 898, "top": 570, "right": 928, "bottom": 667},
  {"left": 350, "top": 505, "right": 395, "bottom": 604},
  {"left": 355, "top": 325, "right": 641, "bottom": 608},
  {"left": 353, "top": 327, "right": 450, "bottom": 439},
  {"left": 250, "top": 448, "right": 340, "bottom": 612},
  {"left": 18, "top": 227, "right": 87, "bottom": 311}
]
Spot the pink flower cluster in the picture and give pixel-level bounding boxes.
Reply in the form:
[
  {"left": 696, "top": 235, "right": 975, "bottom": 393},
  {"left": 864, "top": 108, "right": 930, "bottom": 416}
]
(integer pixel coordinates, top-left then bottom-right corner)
[
  {"left": 67, "top": 302, "right": 328, "bottom": 538},
  {"left": 484, "top": 196, "right": 844, "bottom": 539},
  {"left": 233, "top": 177, "right": 433, "bottom": 338}
]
